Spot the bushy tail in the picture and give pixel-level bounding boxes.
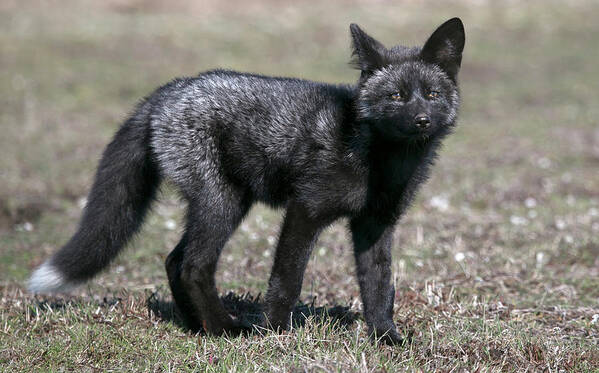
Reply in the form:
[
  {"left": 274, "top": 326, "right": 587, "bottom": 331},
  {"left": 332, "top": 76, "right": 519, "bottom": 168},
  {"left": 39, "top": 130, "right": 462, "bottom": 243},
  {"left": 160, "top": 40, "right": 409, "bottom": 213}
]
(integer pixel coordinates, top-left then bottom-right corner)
[{"left": 28, "top": 111, "right": 160, "bottom": 293}]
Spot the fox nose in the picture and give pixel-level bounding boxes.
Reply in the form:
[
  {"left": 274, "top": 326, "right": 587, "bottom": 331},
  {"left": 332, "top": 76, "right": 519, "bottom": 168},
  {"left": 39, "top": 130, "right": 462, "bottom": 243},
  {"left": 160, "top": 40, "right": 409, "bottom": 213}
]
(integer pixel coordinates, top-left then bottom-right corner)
[{"left": 414, "top": 114, "right": 430, "bottom": 129}]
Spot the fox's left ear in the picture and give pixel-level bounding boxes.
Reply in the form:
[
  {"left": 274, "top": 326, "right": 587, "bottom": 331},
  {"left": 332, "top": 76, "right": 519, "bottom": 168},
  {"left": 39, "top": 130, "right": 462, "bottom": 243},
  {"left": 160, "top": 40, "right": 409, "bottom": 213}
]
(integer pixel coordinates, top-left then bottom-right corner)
[{"left": 421, "top": 18, "right": 465, "bottom": 81}]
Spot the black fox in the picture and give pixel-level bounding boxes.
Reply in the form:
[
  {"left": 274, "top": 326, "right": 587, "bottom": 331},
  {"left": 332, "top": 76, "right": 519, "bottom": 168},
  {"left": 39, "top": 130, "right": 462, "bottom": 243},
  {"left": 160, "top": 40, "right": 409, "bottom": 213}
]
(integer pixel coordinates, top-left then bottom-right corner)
[{"left": 29, "top": 18, "right": 465, "bottom": 345}]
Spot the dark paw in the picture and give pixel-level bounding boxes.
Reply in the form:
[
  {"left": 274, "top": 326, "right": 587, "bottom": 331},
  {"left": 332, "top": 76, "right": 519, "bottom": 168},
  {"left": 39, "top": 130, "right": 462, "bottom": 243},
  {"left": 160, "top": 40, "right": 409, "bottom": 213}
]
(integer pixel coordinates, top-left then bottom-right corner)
[
  {"left": 260, "top": 311, "right": 291, "bottom": 333},
  {"left": 204, "top": 317, "right": 254, "bottom": 337},
  {"left": 370, "top": 325, "right": 407, "bottom": 346},
  {"left": 171, "top": 303, "right": 204, "bottom": 333},
  {"left": 224, "top": 318, "right": 254, "bottom": 337}
]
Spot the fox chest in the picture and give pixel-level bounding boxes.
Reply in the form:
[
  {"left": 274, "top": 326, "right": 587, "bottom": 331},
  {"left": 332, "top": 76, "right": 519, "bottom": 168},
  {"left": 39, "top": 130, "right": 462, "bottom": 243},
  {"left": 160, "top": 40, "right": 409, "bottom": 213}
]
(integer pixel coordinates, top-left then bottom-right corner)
[
  {"left": 294, "top": 162, "right": 369, "bottom": 218},
  {"left": 365, "top": 150, "right": 433, "bottom": 217},
  {"left": 296, "top": 145, "right": 432, "bottom": 219}
]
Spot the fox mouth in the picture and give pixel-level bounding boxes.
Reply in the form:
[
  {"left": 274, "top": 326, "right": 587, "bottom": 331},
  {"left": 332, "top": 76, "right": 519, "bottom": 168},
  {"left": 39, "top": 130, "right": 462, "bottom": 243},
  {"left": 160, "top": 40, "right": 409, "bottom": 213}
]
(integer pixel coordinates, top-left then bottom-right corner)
[
  {"left": 409, "top": 133, "right": 431, "bottom": 143},
  {"left": 396, "top": 127, "right": 432, "bottom": 141}
]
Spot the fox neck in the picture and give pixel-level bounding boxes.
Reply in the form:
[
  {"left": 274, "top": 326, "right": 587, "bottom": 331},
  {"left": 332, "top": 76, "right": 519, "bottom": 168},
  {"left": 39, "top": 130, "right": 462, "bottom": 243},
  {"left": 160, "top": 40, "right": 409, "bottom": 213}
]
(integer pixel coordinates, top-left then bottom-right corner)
[{"left": 343, "top": 112, "right": 441, "bottom": 219}]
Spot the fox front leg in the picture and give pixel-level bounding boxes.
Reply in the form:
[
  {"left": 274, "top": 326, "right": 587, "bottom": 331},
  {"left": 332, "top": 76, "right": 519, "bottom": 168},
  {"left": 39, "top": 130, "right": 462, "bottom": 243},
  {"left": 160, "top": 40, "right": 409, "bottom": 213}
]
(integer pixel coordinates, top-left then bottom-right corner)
[
  {"left": 263, "top": 201, "right": 326, "bottom": 331},
  {"left": 350, "top": 216, "right": 403, "bottom": 346}
]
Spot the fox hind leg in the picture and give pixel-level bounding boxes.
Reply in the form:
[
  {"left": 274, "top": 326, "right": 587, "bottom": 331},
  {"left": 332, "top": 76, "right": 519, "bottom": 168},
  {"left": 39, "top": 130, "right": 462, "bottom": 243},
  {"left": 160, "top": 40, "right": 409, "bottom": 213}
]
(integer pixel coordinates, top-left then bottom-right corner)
[
  {"left": 167, "top": 187, "right": 251, "bottom": 335},
  {"left": 165, "top": 232, "right": 205, "bottom": 331}
]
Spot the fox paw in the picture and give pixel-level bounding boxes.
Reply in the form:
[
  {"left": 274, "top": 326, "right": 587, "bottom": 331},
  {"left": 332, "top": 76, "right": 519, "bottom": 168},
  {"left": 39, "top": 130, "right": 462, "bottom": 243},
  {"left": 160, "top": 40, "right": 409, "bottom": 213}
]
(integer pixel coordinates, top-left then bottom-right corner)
[
  {"left": 370, "top": 326, "right": 408, "bottom": 346},
  {"left": 203, "top": 317, "right": 253, "bottom": 337}
]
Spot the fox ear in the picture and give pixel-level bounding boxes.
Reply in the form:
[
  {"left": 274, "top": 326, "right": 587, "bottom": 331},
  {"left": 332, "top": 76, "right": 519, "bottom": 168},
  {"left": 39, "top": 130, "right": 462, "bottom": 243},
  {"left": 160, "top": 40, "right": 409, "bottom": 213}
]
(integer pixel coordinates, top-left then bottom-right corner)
[
  {"left": 420, "top": 18, "right": 465, "bottom": 81},
  {"left": 350, "top": 23, "right": 387, "bottom": 75}
]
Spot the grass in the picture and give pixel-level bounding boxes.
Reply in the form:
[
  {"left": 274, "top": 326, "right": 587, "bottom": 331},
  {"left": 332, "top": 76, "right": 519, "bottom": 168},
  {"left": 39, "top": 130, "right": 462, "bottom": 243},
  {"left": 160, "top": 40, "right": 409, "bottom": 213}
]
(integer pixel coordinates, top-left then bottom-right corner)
[{"left": 1, "top": 0, "right": 598, "bottom": 371}]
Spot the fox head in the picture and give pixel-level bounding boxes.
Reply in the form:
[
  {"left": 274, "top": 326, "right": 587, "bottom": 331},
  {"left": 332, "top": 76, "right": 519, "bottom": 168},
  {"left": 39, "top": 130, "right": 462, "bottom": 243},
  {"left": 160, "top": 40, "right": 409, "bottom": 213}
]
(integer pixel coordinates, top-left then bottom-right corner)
[{"left": 350, "top": 18, "right": 465, "bottom": 142}]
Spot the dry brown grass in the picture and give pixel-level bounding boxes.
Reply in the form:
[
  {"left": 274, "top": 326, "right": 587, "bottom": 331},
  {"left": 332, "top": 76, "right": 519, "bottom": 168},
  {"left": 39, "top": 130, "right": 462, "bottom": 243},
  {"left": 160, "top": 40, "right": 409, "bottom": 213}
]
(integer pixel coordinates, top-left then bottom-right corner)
[{"left": 1, "top": 0, "right": 598, "bottom": 371}]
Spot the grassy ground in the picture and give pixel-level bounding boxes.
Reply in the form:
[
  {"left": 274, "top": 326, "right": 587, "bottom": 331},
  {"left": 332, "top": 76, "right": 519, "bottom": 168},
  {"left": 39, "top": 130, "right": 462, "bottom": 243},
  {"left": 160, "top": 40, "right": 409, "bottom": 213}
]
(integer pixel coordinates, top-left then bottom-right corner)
[{"left": 1, "top": 0, "right": 598, "bottom": 371}]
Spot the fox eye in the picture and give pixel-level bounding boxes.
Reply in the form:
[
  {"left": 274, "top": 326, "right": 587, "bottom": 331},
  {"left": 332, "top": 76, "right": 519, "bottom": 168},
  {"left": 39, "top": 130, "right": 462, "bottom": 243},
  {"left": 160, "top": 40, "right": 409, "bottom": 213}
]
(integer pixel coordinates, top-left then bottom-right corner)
[
  {"left": 390, "top": 92, "right": 403, "bottom": 101},
  {"left": 428, "top": 90, "right": 440, "bottom": 99}
]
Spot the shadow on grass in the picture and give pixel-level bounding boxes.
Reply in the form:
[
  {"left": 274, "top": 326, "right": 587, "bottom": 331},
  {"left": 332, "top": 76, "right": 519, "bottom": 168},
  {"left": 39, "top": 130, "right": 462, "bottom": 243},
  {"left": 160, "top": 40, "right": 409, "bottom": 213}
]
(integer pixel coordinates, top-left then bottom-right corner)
[
  {"left": 146, "top": 291, "right": 360, "bottom": 333},
  {"left": 30, "top": 294, "right": 122, "bottom": 313}
]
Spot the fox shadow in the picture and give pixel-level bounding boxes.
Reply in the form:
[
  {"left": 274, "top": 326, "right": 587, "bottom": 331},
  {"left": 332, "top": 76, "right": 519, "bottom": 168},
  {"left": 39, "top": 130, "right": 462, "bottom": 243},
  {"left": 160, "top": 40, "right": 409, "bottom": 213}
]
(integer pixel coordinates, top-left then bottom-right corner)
[{"left": 146, "top": 291, "right": 360, "bottom": 334}]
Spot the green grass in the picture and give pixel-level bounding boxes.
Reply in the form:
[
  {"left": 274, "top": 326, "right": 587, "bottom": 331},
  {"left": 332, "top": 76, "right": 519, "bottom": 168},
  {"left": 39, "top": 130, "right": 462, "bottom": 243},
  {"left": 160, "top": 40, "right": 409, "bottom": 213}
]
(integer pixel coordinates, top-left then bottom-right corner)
[{"left": 1, "top": 0, "right": 598, "bottom": 371}]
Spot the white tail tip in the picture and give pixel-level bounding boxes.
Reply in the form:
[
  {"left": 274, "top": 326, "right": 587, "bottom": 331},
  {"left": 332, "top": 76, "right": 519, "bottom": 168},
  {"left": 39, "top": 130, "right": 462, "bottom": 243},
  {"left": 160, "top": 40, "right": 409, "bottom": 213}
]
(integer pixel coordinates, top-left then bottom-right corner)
[{"left": 28, "top": 262, "right": 74, "bottom": 294}]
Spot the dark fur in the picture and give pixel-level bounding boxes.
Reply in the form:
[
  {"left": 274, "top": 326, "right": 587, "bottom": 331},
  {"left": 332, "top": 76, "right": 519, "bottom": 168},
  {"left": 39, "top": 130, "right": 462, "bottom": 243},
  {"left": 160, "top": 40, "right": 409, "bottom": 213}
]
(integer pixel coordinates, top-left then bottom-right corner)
[{"left": 31, "top": 18, "right": 465, "bottom": 345}]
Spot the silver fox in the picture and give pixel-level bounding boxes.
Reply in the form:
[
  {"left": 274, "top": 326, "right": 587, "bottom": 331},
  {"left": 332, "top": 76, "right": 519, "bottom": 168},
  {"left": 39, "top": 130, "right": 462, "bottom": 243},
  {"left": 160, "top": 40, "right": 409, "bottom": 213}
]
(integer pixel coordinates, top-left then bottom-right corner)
[{"left": 29, "top": 18, "right": 465, "bottom": 345}]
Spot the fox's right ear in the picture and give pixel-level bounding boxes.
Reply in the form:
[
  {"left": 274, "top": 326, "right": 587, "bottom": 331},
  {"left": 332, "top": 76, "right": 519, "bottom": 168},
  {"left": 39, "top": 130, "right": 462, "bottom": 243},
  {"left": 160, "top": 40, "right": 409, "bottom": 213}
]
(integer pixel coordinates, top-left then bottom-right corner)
[{"left": 350, "top": 23, "right": 387, "bottom": 76}]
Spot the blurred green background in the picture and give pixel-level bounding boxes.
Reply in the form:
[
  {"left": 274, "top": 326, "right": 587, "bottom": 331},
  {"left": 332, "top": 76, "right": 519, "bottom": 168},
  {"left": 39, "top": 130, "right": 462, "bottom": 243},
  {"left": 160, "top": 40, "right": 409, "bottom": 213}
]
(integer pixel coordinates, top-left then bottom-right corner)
[{"left": 1, "top": 0, "right": 598, "bottom": 370}]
